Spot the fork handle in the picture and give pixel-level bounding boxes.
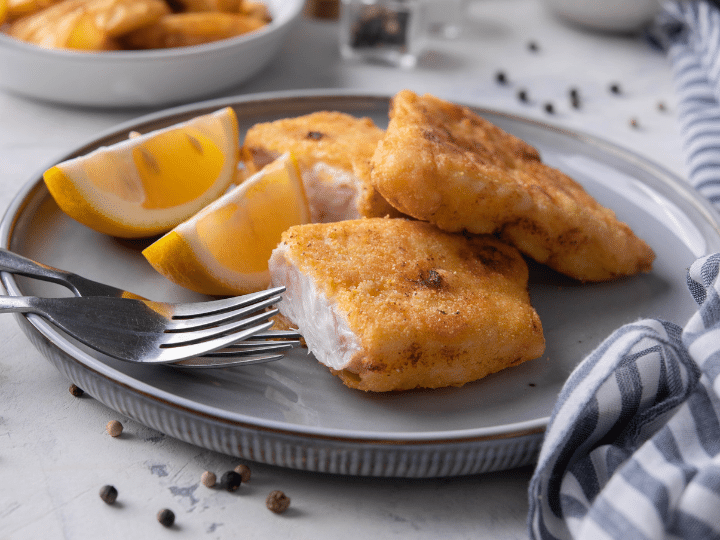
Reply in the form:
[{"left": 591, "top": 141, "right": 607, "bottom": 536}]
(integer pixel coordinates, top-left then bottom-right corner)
[
  {"left": 0, "top": 249, "right": 77, "bottom": 293},
  {"left": 0, "top": 295, "right": 42, "bottom": 314}
]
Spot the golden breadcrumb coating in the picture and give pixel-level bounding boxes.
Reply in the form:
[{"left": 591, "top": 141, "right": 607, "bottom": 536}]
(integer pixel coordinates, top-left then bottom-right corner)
[
  {"left": 241, "top": 111, "right": 401, "bottom": 221},
  {"left": 370, "top": 90, "right": 655, "bottom": 282},
  {"left": 269, "top": 218, "right": 545, "bottom": 392}
]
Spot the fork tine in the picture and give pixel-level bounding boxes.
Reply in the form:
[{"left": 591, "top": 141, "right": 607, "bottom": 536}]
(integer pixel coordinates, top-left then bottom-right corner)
[
  {"left": 160, "top": 309, "right": 278, "bottom": 348},
  {"left": 171, "top": 352, "right": 288, "bottom": 368},
  {"left": 163, "top": 295, "right": 282, "bottom": 332},
  {"left": 204, "top": 341, "right": 299, "bottom": 355},
  {"left": 170, "top": 286, "right": 286, "bottom": 319},
  {"left": 246, "top": 331, "right": 302, "bottom": 341},
  {"left": 153, "top": 319, "right": 276, "bottom": 362}
]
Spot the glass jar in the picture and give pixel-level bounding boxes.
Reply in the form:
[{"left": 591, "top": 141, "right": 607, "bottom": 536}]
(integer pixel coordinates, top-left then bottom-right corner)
[{"left": 339, "top": 0, "right": 427, "bottom": 68}]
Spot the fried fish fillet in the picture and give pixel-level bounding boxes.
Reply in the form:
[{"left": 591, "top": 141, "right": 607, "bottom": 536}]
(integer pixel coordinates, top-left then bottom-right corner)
[
  {"left": 241, "top": 111, "right": 401, "bottom": 223},
  {"left": 370, "top": 90, "right": 655, "bottom": 282},
  {"left": 268, "top": 218, "right": 545, "bottom": 392}
]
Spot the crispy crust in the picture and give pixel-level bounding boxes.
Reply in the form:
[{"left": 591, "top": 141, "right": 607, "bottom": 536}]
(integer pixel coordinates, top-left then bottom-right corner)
[
  {"left": 270, "top": 218, "right": 545, "bottom": 392},
  {"left": 241, "top": 111, "right": 401, "bottom": 219},
  {"left": 370, "top": 90, "right": 655, "bottom": 282}
]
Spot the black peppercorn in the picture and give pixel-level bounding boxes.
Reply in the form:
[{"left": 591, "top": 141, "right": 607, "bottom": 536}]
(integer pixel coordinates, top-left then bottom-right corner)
[
  {"left": 527, "top": 40, "right": 539, "bottom": 52},
  {"left": 544, "top": 102, "right": 554, "bottom": 114},
  {"left": 221, "top": 470, "right": 242, "bottom": 492},
  {"left": 609, "top": 83, "right": 622, "bottom": 94},
  {"left": 495, "top": 70, "right": 507, "bottom": 84},
  {"left": 157, "top": 508, "right": 175, "bottom": 527},
  {"left": 99, "top": 485, "right": 118, "bottom": 504},
  {"left": 69, "top": 384, "right": 84, "bottom": 397},
  {"left": 569, "top": 87, "right": 581, "bottom": 108},
  {"left": 517, "top": 89, "right": 529, "bottom": 102}
]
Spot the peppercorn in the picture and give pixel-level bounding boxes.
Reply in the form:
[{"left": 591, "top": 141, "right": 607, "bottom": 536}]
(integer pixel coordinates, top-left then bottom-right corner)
[
  {"left": 609, "top": 83, "right": 621, "bottom": 94},
  {"left": 99, "top": 485, "right": 118, "bottom": 504},
  {"left": 157, "top": 508, "right": 175, "bottom": 527},
  {"left": 543, "top": 102, "right": 554, "bottom": 114},
  {"left": 106, "top": 420, "right": 123, "bottom": 437},
  {"left": 527, "top": 40, "right": 539, "bottom": 52},
  {"left": 234, "top": 464, "right": 251, "bottom": 483},
  {"left": 569, "top": 87, "right": 581, "bottom": 109},
  {"left": 495, "top": 70, "right": 507, "bottom": 84},
  {"left": 69, "top": 384, "right": 84, "bottom": 397},
  {"left": 517, "top": 89, "right": 529, "bottom": 102},
  {"left": 221, "top": 470, "right": 242, "bottom": 492},
  {"left": 201, "top": 471, "right": 217, "bottom": 488},
  {"left": 266, "top": 490, "right": 291, "bottom": 514}
]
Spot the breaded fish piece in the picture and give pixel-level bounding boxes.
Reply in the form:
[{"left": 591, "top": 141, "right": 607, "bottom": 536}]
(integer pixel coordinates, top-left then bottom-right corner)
[
  {"left": 241, "top": 111, "right": 401, "bottom": 223},
  {"left": 268, "top": 218, "right": 545, "bottom": 392},
  {"left": 370, "top": 90, "right": 655, "bottom": 282}
]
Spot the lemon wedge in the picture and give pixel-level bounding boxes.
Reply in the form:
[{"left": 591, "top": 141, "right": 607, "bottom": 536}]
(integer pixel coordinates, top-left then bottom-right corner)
[
  {"left": 43, "top": 107, "right": 239, "bottom": 238},
  {"left": 142, "top": 153, "right": 311, "bottom": 295}
]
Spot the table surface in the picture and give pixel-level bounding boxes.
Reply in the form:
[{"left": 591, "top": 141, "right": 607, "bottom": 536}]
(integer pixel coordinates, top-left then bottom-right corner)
[{"left": 0, "top": 1, "right": 687, "bottom": 539}]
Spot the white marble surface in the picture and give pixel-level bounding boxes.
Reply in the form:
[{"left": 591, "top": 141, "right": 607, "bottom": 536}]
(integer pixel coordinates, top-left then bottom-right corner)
[{"left": 0, "top": 1, "right": 687, "bottom": 538}]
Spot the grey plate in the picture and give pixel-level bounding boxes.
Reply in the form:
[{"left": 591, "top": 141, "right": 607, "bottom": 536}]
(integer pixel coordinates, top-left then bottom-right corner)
[{"left": 2, "top": 91, "right": 719, "bottom": 478}]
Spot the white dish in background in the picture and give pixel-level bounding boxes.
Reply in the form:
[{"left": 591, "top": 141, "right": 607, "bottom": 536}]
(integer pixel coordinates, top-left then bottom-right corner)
[
  {"left": 2, "top": 91, "right": 719, "bottom": 478},
  {"left": 0, "top": 0, "right": 303, "bottom": 108},
  {"left": 541, "top": 0, "right": 661, "bottom": 33}
]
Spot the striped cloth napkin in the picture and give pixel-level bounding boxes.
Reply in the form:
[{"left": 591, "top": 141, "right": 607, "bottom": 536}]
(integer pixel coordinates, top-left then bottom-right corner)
[{"left": 528, "top": 2, "right": 720, "bottom": 538}]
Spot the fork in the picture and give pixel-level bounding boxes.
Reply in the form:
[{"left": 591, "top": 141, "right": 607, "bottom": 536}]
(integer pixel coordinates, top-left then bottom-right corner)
[
  {"left": 0, "top": 248, "right": 301, "bottom": 367},
  {"left": 1, "top": 292, "right": 286, "bottom": 364}
]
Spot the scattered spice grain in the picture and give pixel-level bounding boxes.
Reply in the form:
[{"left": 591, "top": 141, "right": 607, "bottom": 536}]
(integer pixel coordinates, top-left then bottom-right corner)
[
  {"left": 609, "top": 83, "right": 622, "bottom": 95},
  {"left": 517, "top": 89, "right": 529, "bottom": 102},
  {"left": 527, "top": 40, "right": 539, "bottom": 52},
  {"left": 495, "top": 70, "right": 507, "bottom": 84},
  {"left": 569, "top": 87, "right": 581, "bottom": 108},
  {"left": 221, "top": 470, "right": 242, "bottom": 492},
  {"left": 234, "top": 464, "right": 251, "bottom": 483},
  {"left": 629, "top": 117, "right": 639, "bottom": 129},
  {"left": 201, "top": 471, "right": 217, "bottom": 488},
  {"left": 106, "top": 420, "right": 123, "bottom": 437},
  {"left": 157, "top": 508, "right": 175, "bottom": 527},
  {"left": 657, "top": 101, "right": 667, "bottom": 112},
  {"left": 99, "top": 485, "right": 118, "bottom": 504},
  {"left": 543, "top": 102, "right": 554, "bottom": 114},
  {"left": 69, "top": 384, "right": 84, "bottom": 397},
  {"left": 266, "top": 490, "right": 291, "bottom": 514}
]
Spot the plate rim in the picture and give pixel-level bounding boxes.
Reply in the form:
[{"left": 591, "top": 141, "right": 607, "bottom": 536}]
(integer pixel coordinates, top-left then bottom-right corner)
[{"left": 3, "top": 89, "right": 718, "bottom": 451}]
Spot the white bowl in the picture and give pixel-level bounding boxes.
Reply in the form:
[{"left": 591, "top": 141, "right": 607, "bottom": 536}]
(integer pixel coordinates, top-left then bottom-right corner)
[
  {"left": 0, "top": 0, "right": 304, "bottom": 108},
  {"left": 541, "top": 0, "right": 662, "bottom": 33}
]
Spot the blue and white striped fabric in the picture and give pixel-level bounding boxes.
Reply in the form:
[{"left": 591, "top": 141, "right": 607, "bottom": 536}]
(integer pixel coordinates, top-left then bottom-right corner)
[{"left": 528, "top": 2, "right": 720, "bottom": 538}]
